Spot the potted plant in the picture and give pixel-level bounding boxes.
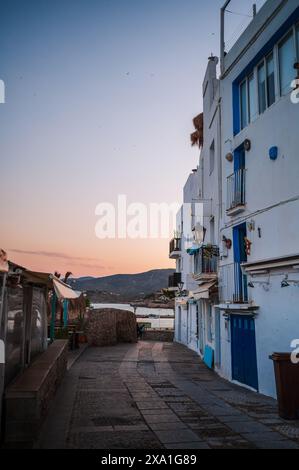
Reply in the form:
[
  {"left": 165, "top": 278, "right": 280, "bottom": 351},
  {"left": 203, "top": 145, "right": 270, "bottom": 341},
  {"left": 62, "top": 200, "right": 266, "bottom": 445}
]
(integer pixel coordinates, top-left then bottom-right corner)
[{"left": 76, "top": 314, "right": 87, "bottom": 344}]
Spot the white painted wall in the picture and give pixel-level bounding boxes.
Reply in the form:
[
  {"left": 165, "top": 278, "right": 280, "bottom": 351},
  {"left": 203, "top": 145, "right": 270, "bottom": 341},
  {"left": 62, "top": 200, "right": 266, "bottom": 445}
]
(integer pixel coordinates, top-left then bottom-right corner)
[
  {"left": 174, "top": 1, "right": 299, "bottom": 399},
  {"left": 219, "top": 0, "right": 299, "bottom": 397},
  {"left": 174, "top": 57, "right": 222, "bottom": 364}
]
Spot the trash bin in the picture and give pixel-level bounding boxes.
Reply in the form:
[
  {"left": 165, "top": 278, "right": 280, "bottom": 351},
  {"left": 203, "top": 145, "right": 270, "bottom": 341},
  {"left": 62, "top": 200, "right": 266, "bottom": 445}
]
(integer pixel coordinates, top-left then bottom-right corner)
[{"left": 270, "top": 352, "right": 299, "bottom": 420}]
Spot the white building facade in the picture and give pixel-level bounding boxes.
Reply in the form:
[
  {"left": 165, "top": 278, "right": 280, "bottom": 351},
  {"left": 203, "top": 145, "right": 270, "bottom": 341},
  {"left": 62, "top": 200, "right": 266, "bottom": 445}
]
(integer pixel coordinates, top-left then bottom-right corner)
[
  {"left": 171, "top": 55, "right": 223, "bottom": 367},
  {"left": 171, "top": 0, "right": 299, "bottom": 399}
]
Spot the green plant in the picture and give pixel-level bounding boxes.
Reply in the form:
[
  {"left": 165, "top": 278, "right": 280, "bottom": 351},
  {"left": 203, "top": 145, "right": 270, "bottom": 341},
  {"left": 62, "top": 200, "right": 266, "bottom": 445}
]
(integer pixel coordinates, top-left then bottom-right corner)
[{"left": 76, "top": 314, "right": 87, "bottom": 332}]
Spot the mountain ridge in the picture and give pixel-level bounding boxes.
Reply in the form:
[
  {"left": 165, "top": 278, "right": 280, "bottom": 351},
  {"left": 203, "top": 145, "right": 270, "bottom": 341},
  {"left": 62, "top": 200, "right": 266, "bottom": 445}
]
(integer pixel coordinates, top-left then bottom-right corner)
[{"left": 70, "top": 268, "right": 175, "bottom": 300}]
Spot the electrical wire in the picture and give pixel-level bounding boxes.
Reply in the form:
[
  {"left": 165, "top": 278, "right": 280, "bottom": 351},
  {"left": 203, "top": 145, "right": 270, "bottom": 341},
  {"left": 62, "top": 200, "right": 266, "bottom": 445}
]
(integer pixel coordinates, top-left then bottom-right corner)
[
  {"left": 225, "top": 5, "right": 256, "bottom": 51},
  {"left": 226, "top": 10, "right": 253, "bottom": 18}
]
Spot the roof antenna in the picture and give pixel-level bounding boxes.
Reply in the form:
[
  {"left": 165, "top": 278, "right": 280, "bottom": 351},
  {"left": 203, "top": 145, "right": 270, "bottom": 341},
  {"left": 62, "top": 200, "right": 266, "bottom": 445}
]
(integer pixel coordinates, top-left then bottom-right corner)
[
  {"left": 253, "top": 4, "right": 257, "bottom": 17},
  {"left": 220, "top": 0, "right": 232, "bottom": 76}
]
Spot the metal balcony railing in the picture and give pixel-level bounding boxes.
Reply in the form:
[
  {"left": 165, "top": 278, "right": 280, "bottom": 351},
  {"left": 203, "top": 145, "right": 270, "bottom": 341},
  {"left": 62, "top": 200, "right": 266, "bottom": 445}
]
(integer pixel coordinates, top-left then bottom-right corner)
[
  {"left": 219, "top": 263, "right": 248, "bottom": 303},
  {"left": 227, "top": 169, "right": 246, "bottom": 211},
  {"left": 168, "top": 272, "right": 182, "bottom": 289},
  {"left": 194, "top": 245, "right": 219, "bottom": 276},
  {"left": 169, "top": 238, "right": 181, "bottom": 255}
]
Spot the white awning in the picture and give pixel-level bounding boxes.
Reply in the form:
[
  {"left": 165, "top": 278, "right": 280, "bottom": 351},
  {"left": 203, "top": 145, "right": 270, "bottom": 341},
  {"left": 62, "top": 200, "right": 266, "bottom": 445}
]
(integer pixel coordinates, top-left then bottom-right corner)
[
  {"left": 52, "top": 277, "right": 81, "bottom": 300},
  {"left": 192, "top": 281, "right": 217, "bottom": 300}
]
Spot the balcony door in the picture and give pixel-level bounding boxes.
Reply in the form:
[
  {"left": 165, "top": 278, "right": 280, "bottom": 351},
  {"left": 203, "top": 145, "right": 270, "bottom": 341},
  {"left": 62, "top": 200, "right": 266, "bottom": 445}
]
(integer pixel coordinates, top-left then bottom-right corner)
[
  {"left": 234, "top": 146, "right": 245, "bottom": 172},
  {"left": 233, "top": 223, "right": 248, "bottom": 302},
  {"left": 234, "top": 146, "right": 245, "bottom": 208}
]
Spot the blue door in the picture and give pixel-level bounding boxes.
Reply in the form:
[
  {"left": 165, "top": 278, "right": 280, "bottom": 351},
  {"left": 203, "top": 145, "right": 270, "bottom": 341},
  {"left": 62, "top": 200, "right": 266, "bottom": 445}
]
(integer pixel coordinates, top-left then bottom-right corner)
[
  {"left": 231, "top": 315, "right": 258, "bottom": 390},
  {"left": 233, "top": 223, "right": 248, "bottom": 302}
]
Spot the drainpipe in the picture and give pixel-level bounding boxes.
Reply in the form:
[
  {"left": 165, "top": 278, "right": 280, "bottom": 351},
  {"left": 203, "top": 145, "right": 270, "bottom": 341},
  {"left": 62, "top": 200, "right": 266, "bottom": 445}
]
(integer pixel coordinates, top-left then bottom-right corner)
[{"left": 220, "top": 0, "right": 232, "bottom": 76}]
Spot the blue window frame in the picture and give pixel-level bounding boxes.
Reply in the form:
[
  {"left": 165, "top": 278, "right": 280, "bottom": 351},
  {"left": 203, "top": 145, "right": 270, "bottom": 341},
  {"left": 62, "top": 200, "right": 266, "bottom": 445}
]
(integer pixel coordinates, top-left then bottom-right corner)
[
  {"left": 266, "top": 53, "right": 276, "bottom": 107},
  {"left": 258, "top": 62, "right": 267, "bottom": 114},
  {"left": 240, "top": 80, "right": 248, "bottom": 130},
  {"left": 279, "top": 31, "right": 296, "bottom": 96},
  {"left": 233, "top": 8, "right": 299, "bottom": 135},
  {"left": 248, "top": 73, "right": 257, "bottom": 123}
]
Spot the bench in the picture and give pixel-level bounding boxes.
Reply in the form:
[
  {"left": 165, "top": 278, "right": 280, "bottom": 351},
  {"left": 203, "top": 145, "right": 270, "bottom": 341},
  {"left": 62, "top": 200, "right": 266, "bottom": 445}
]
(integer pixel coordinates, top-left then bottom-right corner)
[{"left": 4, "top": 340, "right": 68, "bottom": 447}]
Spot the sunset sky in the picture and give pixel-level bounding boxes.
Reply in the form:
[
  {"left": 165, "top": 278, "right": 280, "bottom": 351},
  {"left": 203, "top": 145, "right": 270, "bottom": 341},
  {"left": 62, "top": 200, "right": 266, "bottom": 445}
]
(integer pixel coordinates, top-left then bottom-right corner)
[{"left": 0, "top": 0, "right": 266, "bottom": 277}]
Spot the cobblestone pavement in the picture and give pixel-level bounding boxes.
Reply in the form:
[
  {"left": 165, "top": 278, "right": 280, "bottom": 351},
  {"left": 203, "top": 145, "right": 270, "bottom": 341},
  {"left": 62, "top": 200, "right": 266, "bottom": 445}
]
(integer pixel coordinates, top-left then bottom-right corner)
[{"left": 37, "top": 341, "right": 299, "bottom": 449}]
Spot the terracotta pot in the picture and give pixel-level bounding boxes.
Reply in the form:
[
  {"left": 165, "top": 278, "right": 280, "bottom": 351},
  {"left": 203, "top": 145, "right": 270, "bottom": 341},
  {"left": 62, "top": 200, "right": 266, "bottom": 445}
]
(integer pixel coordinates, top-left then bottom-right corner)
[{"left": 78, "top": 333, "right": 87, "bottom": 344}]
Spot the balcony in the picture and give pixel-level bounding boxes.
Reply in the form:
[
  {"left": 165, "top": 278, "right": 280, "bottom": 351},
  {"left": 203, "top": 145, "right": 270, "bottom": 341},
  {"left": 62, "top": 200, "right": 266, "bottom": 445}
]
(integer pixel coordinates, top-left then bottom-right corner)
[
  {"left": 169, "top": 237, "right": 182, "bottom": 259},
  {"left": 193, "top": 245, "right": 219, "bottom": 282},
  {"left": 219, "top": 263, "right": 248, "bottom": 304},
  {"left": 227, "top": 169, "right": 246, "bottom": 216},
  {"left": 168, "top": 272, "right": 182, "bottom": 290}
]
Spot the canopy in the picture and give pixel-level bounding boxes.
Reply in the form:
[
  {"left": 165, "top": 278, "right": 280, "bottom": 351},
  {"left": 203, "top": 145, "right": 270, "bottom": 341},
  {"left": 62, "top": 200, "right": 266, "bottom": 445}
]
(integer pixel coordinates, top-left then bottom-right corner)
[
  {"left": 187, "top": 248, "right": 200, "bottom": 256},
  {"left": 52, "top": 277, "right": 82, "bottom": 301},
  {"left": 7, "top": 261, "right": 81, "bottom": 299},
  {"left": 192, "top": 281, "right": 217, "bottom": 300}
]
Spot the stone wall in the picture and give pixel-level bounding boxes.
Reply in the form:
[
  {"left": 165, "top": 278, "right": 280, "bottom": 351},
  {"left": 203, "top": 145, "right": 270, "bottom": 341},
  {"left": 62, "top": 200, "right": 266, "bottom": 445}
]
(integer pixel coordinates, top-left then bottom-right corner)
[
  {"left": 86, "top": 309, "right": 137, "bottom": 347},
  {"left": 142, "top": 330, "right": 174, "bottom": 342},
  {"left": 4, "top": 340, "right": 68, "bottom": 448}
]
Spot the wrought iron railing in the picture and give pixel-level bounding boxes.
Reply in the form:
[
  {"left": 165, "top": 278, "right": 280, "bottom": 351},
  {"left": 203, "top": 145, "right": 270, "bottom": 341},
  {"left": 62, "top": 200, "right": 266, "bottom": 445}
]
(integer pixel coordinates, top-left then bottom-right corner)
[
  {"left": 169, "top": 238, "right": 181, "bottom": 255},
  {"left": 194, "top": 245, "right": 219, "bottom": 276},
  {"left": 219, "top": 262, "right": 248, "bottom": 303},
  {"left": 227, "top": 169, "right": 246, "bottom": 211}
]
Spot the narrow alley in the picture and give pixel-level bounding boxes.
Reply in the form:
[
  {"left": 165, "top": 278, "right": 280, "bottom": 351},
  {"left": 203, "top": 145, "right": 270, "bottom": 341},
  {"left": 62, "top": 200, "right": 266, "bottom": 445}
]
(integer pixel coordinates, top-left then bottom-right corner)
[{"left": 37, "top": 342, "right": 299, "bottom": 450}]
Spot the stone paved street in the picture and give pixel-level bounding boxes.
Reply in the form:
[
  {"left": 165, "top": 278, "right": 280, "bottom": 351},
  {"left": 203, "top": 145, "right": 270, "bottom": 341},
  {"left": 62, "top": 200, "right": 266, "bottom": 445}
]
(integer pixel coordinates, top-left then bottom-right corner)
[{"left": 37, "top": 341, "right": 299, "bottom": 449}]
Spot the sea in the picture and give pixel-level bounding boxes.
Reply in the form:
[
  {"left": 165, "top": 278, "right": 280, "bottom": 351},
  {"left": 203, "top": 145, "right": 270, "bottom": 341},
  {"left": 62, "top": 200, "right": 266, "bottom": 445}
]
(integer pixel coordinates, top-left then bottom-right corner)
[{"left": 91, "top": 303, "right": 174, "bottom": 330}]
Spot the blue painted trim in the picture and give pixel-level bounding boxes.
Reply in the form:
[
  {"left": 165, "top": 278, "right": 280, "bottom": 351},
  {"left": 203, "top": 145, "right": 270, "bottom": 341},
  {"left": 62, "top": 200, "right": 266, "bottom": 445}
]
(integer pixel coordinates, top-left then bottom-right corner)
[
  {"left": 233, "top": 222, "right": 247, "bottom": 264},
  {"left": 233, "top": 226, "right": 241, "bottom": 264},
  {"left": 234, "top": 144, "right": 245, "bottom": 172},
  {"left": 63, "top": 299, "right": 69, "bottom": 328},
  {"left": 232, "top": 6, "right": 299, "bottom": 136},
  {"left": 233, "top": 82, "right": 241, "bottom": 135}
]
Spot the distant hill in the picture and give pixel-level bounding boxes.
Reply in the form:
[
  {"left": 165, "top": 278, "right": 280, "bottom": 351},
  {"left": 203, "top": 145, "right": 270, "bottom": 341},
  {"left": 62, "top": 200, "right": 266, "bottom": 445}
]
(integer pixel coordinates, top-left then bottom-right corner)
[{"left": 70, "top": 269, "right": 175, "bottom": 300}]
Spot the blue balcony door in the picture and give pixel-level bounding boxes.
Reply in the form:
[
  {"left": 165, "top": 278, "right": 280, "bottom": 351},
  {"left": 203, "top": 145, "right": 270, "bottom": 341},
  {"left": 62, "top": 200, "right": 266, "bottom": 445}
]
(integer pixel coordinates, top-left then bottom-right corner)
[
  {"left": 234, "top": 146, "right": 245, "bottom": 207},
  {"left": 231, "top": 315, "right": 258, "bottom": 391},
  {"left": 234, "top": 146, "right": 245, "bottom": 172},
  {"left": 233, "top": 223, "right": 248, "bottom": 302}
]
